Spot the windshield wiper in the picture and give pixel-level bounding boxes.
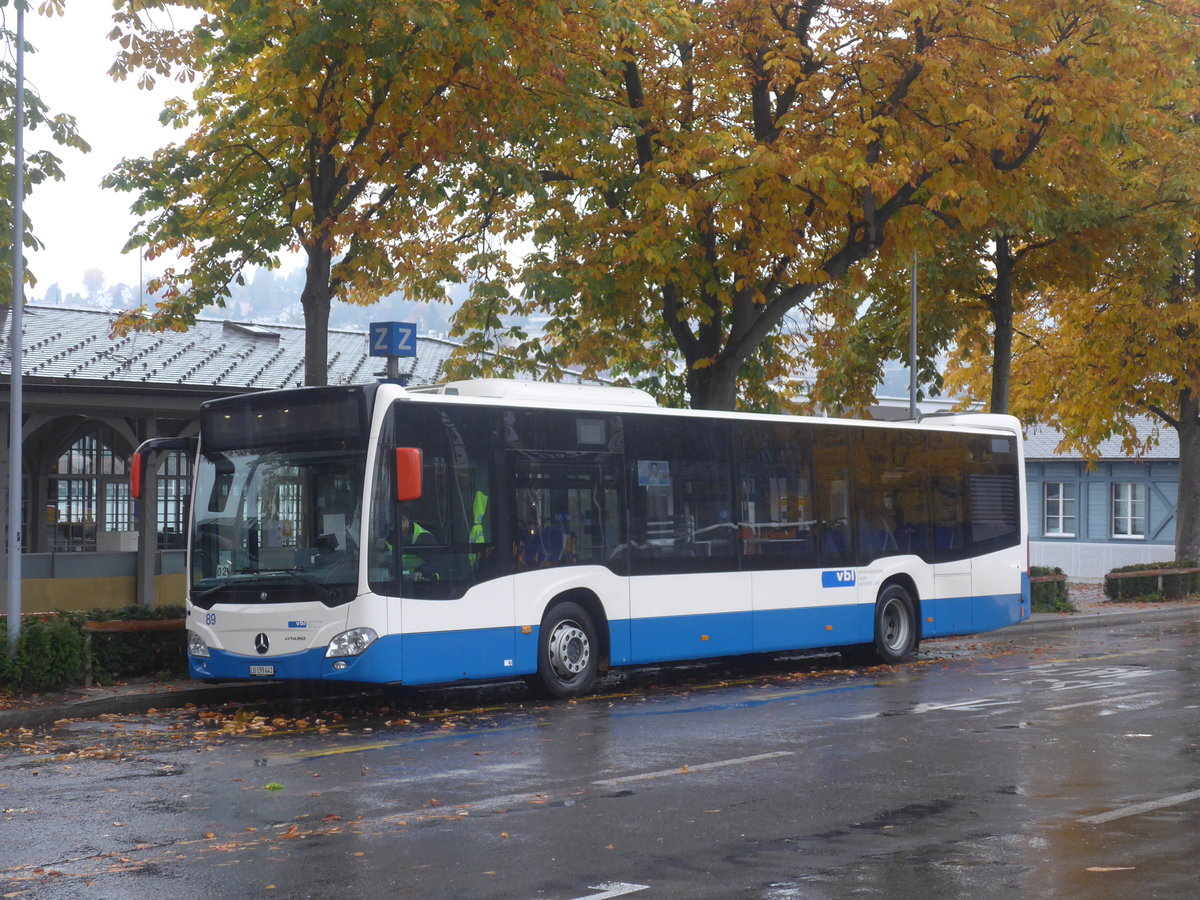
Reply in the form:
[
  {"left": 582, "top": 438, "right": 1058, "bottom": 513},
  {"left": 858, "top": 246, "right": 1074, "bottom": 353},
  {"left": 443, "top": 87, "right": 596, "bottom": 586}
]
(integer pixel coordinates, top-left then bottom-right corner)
[
  {"left": 191, "top": 581, "right": 229, "bottom": 602},
  {"left": 275, "top": 566, "right": 341, "bottom": 600},
  {"left": 191, "top": 568, "right": 340, "bottom": 602}
]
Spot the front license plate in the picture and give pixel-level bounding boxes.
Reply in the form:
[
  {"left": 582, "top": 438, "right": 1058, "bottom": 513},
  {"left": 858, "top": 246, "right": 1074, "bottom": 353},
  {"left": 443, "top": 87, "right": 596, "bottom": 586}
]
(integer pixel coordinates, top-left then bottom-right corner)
[{"left": 249, "top": 665, "right": 275, "bottom": 677}]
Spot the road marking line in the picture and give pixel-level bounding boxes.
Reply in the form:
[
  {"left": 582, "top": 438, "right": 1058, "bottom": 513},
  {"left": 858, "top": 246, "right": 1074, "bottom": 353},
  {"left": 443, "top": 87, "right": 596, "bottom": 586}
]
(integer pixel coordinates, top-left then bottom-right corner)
[
  {"left": 1047, "top": 691, "right": 1160, "bottom": 711},
  {"left": 560, "top": 883, "right": 650, "bottom": 900},
  {"left": 592, "top": 751, "right": 794, "bottom": 788},
  {"left": 1079, "top": 789, "right": 1200, "bottom": 825}
]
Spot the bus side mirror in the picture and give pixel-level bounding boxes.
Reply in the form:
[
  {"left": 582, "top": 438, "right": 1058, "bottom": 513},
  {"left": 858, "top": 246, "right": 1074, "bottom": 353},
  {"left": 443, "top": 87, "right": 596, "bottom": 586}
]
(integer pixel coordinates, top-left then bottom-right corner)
[
  {"left": 130, "top": 451, "right": 146, "bottom": 500},
  {"left": 130, "top": 437, "right": 196, "bottom": 500},
  {"left": 396, "top": 448, "right": 423, "bottom": 502}
]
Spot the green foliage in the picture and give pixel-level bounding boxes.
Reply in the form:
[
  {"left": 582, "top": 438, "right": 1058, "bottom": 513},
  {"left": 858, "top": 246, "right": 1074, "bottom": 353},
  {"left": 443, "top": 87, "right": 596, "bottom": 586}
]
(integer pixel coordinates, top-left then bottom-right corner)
[
  {"left": 105, "top": 0, "right": 539, "bottom": 385},
  {"left": 0, "top": 612, "right": 86, "bottom": 693},
  {"left": 1104, "top": 562, "right": 1200, "bottom": 602},
  {"left": 0, "top": 607, "right": 187, "bottom": 693},
  {"left": 0, "top": 2, "right": 91, "bottom": 291},
  {"left": 1029, "top": 566, "right": 1074, "bottom": 613},
  {"left": 83, "top": 606, "right": 188, "bottom": 684}
]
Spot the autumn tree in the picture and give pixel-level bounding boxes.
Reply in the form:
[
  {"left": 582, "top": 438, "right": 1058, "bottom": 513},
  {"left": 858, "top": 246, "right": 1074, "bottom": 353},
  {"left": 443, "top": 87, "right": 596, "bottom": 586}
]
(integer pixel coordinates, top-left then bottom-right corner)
[
  {"left": 0, "top": 0, "right": 90, "bottom": 294},
  {"left": 987, "top": 216, "right": 1200, "bottom": 561},
  {"left": 104, "top": 0, "right": 556, "bottom": 386},
  {"left": 446, "top": 0, "right": 1178, "bottom": 410},
  {"left": 943, "top": 73, "right": 1200, "bottom": 559},
  {"left": 812, "top": 1, "right": 1200, "bottom": 416}
]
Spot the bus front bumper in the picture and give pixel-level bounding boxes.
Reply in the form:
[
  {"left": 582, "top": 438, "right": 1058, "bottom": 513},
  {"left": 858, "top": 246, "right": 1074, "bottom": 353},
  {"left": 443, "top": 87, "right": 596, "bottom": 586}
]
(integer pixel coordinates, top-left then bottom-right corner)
[{"left": 189, "top": 634, "right": 404, "bottom": 684}]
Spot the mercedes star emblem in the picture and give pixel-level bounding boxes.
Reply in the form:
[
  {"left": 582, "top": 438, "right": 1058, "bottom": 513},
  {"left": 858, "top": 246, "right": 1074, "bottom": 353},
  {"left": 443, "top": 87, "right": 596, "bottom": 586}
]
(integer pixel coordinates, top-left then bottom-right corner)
[{"left": 254, "top": 633, "right": 270, "bottom": 655}]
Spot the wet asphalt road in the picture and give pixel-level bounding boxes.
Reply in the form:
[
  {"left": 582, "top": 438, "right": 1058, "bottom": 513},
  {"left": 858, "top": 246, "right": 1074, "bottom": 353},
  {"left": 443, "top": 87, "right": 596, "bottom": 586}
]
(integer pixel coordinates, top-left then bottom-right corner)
[{"left": 2, "top": 617, "right": 1198, "bottom": 900}]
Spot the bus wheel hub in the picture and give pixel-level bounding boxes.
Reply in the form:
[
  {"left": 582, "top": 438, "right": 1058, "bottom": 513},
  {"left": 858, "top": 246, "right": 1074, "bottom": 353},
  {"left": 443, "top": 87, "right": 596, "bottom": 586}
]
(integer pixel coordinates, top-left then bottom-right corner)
[{"left": 549, "top": 621, "right": 590, "bottom": 676}]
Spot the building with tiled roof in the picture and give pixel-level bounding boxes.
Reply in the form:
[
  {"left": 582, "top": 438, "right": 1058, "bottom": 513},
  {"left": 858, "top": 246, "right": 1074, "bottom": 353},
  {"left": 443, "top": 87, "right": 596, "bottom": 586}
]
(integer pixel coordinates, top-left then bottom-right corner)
[{"left": 2, "top": 304, "right": 461, "bottom": 390}]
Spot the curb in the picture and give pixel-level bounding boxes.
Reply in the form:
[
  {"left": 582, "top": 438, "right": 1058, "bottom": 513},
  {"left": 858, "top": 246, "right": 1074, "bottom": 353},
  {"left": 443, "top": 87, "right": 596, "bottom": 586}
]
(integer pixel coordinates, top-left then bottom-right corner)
[
  {"left": 998, "top": 602, "right": 1200, "bottom": 638},
  {"left": 3, "top": 604, "right": 1198, "bottom": 731}
]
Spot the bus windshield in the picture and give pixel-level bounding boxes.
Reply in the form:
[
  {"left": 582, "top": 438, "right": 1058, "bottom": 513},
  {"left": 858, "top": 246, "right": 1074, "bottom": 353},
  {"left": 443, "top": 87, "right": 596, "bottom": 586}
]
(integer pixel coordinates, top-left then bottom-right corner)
[{"left": 190, "top": 446, "right": 367, "bottom": 602}]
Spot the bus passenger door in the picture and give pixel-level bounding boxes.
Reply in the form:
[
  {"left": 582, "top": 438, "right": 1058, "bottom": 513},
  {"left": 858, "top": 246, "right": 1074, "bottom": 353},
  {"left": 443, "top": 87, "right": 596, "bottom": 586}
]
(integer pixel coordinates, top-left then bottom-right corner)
[{"left": 375, "top": 402, "right": 518, "bottom": 686}]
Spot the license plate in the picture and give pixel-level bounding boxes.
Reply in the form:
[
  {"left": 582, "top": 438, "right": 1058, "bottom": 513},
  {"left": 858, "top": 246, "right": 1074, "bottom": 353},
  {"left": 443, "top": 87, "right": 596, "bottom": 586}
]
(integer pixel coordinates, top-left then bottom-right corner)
[{"left": 249, "top": 665, "right": 275, "bottom": 677}]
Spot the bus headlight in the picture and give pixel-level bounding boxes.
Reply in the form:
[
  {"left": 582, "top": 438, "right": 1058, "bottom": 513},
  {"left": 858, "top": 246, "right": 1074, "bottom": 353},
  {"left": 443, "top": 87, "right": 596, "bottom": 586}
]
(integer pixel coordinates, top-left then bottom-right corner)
[
  {"left": 326, "top": 627, "right": 378, "bottom": 658},
  {"left": 188, "top": 631, "right": 211, "bottom": 658}
]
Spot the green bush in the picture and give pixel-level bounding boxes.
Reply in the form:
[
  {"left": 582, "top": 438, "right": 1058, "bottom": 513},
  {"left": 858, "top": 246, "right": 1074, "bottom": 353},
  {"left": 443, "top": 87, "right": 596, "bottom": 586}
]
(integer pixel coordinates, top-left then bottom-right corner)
[
  {"left": 1, "top": 606, "right": 187, "bottom": 693},
  {"left": 1030, "top": 566, "right": 1074, "bottom": 613},
  {"left": 0, "top": 612, "right": 86, "bottom": 692},
  {"left": 1104, "top": 561, "right": 1200, "bottom": 601},
  {"left": 83, "top": 605, "right": 187, "bottom": 684}
]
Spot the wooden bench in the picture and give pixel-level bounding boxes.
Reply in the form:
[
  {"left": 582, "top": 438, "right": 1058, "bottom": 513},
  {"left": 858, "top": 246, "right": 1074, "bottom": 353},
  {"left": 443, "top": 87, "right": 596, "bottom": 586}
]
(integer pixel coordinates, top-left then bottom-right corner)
[
  {"left": 82, "top": 618, "right": 186, "bottom": 688},
  {"left": 1029, "top": 573, "right": 1068, "bottom": 584}
]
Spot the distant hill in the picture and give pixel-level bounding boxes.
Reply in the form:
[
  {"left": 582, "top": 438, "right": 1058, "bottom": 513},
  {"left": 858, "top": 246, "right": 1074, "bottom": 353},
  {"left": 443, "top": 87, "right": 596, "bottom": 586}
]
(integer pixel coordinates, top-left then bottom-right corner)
[{"left": 34, "top": 266, "right": 471, "bottom": 338}]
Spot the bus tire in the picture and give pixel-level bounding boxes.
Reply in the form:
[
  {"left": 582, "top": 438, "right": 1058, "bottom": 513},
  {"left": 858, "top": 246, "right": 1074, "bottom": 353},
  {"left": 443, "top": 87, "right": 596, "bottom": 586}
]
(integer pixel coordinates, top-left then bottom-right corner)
[
  {"left": 532, "top": 601, "right": 599, "bottom": 699},
  {"left": 873, "top": 583, "right": 918, "bottom": 664}
]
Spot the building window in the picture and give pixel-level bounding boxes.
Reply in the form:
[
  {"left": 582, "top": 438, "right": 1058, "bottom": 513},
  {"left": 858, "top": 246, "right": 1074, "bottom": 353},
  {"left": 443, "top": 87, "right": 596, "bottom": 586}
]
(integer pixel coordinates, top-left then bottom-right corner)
[
  {"left": 1111, "top": 482, "right": 1146, "bottom": 539},
  {"left": 156, "top": 450, "right": 192, "bottom": 549},
  {"left": 1043, "top": 482, "right": 1077, "bottom": 537},
  {"left": 46, "top": 432, "right": 129, "bottom": 551}
]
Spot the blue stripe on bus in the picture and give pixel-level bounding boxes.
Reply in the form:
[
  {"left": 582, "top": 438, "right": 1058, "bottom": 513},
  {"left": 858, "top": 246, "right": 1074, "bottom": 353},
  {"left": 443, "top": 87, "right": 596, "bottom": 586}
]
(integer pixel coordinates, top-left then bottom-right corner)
[
  {"left": 190, "top": 592, "right": 1026, "bottom": 685},
  {"left": 753, "top": 604, "right": 873, "bottom": 652}
]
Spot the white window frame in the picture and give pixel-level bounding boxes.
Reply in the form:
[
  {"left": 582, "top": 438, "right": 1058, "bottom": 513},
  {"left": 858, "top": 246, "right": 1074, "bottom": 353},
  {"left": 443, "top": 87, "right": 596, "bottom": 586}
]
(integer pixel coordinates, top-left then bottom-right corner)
[
  {"left": 1111, "top": 482, "right": 1146, "bottom": 539},
  {"left": 1043, "top": 481, "right": 1077, "bottom": 538}
]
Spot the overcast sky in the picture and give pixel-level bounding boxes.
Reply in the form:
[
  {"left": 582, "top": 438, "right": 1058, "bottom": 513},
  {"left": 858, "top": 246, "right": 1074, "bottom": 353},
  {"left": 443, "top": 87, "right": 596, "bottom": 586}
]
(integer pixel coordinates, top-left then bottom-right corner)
[{"left": 22, "top": 3, "right": 188, "bottom": 299}]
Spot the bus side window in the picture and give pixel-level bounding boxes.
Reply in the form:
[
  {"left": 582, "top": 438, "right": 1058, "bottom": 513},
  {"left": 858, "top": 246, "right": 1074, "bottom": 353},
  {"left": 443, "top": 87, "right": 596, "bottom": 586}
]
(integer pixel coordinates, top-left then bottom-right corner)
[
  {"left": 929, "top": 432, "right": 968, "bottom": 562},
  {"left": 813, "top": 429, "right": 853, "bottom": 567},
  {"left": 738, "top": 422, "right": 817, "bottom": 569},
  {"left": 626, "top": 416, "right": 735, "bottom": 574},
  {"left": 369, "top": 404, "right": 495, "bottom": 598}
]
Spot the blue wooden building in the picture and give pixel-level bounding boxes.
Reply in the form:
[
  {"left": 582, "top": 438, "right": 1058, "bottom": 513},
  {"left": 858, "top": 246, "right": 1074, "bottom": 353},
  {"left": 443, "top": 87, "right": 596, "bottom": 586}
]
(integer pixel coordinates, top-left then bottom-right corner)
[{"left": 1025, "top": 420, "right": 1179, "bottom": 579}]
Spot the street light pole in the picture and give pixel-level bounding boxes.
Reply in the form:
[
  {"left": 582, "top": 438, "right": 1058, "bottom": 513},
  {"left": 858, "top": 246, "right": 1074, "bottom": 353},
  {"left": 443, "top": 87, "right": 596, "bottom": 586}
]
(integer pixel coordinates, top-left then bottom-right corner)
[
  {"left": 909, "top": 251, "right": 918, "bottom": 420},
  {"left": 7, "top": 3, "right": 26, "bottom": 656}
]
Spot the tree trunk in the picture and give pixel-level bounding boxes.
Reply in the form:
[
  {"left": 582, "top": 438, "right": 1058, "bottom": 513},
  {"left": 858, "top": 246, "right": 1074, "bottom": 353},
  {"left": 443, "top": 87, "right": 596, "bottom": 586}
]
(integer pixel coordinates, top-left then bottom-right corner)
[
  {"left": 686, "top": 356, "right": 741, "bottom": 411},
  {"left": 989, "top": 235, "right": 1015, "bottom": 416},
  {"left": 1174, "top": 390, "right": 1200, "bottom": 562},
  {"left": 300, "top": 244, "right": 334, "bottom": 387}
]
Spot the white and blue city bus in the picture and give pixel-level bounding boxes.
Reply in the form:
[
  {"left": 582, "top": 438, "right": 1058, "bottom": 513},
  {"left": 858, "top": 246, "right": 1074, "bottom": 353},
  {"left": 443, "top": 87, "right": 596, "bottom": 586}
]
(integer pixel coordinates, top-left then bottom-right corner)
[{"left": 133, "top": 379, "right": 1030, "bottom": 698}]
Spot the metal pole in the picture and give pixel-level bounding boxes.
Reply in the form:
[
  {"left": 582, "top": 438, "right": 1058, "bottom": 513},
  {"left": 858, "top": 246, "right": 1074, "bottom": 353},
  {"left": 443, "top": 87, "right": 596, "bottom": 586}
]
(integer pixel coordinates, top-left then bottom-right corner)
[
  {"left": 7, "top": 3, "right": 26, "bottom": 656},
  {"left": 908, "top": 251, "right": 917, "bottom": 420}
]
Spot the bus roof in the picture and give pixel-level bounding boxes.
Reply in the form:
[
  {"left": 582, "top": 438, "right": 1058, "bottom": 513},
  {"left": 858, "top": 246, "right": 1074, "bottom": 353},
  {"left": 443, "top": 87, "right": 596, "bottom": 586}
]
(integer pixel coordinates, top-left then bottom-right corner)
[
  {"left": 396, "top": 379, "right": 1020, "bottom": 436},
  {"left": 408, "top": 379, "right": 660, "bottom": 408}
]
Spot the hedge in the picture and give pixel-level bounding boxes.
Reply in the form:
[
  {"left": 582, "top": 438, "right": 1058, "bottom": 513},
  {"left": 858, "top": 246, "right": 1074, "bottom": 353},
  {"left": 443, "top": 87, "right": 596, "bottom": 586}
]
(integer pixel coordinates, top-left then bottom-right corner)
[
  {"left": 83, "top": 605, "right": 188, "bottom": 684},
  {"left": 0, "top": 613, "right": 86, "bottom": 692},
  {"left": 1103, "top": 561, "right": 1200, "bottom": 601},
  {"left": 0, "top": 606, "right": 187, "bottom": 692},
  {"left": 1030, "top": 566, "right": 1074, "bottom": 613}
]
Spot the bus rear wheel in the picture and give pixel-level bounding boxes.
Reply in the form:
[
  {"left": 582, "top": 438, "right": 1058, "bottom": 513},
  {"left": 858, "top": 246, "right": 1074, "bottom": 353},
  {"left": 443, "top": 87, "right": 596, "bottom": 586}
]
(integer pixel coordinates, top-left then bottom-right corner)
[
  {"left": 532, "top": 601, "right": 599, "bottom": 699},
  {"left": 844, "top": 583, "right": 918, "bottom": 666}
]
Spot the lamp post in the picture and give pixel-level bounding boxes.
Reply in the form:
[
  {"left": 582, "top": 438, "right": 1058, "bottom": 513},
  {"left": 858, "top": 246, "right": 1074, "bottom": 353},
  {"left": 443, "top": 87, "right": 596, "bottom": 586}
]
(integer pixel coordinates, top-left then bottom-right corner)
[
  {"left": 7, "top": 2, "right": 26, "bottom": 656},
  {"left": 908, "top": 252, "right": 918, "bottom": 420}
]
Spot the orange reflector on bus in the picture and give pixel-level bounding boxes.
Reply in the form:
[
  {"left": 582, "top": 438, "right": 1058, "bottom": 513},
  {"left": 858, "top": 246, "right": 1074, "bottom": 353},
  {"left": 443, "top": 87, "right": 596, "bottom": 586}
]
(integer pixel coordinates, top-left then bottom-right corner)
[{"left": 521, "top": 625, "right": 532, "bottom": 635}]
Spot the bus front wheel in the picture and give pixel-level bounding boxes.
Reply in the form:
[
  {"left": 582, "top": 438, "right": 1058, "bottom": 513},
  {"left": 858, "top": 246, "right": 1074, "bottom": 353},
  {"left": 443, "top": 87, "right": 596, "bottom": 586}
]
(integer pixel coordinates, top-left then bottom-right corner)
[
  {"left": 873, "top": 583, "right": 918, "bottom": 663},
  {"left": 532, "top": 601, "right": 599, "bottom": 699}
]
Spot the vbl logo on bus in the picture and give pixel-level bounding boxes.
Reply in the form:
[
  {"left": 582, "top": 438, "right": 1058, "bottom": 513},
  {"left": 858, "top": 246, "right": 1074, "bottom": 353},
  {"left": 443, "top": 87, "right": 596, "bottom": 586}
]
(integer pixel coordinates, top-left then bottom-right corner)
[{"left": 821, "top": 569, "right": 856, "bottom": 588}]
